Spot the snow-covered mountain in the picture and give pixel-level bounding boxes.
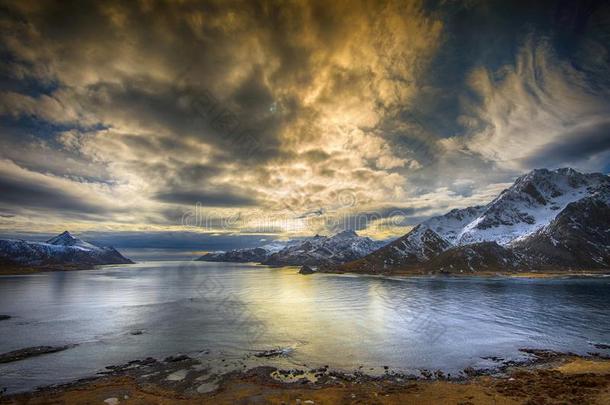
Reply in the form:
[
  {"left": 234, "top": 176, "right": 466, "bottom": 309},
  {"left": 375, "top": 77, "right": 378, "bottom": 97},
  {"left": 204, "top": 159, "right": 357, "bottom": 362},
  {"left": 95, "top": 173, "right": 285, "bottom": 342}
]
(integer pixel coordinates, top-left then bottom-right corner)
[
  {"left": 330, "top": 168, "right": 610, "bottom": 274},
  {"left": 263, "top": 230, "right": 387, "bottom": 266},
  {"left": 196, "top": 238, "right": 297, "bottom": 263},
  {"left": 46, "top": 231, "right": 100, "bottom": 249},
  {"left": 0, "top": 231, "right": 133, "bottom": 270},
  {"left": 511, "top": 186, "right": 610, "bottom": 269},
  {"left": 456, "top": 168, "right": 608, "bottom": 245},
  {"left": 334, "top": 225, "right": 452, "bottom": 273},
  {"left": 197, "top": 230, "right": 387, "bottom": 266},
  {"left": 197, "top": 246, "right": 275, "bottom": 263},
  {"left": 424, "top": 206, "right": 486, "bottom": 245}
]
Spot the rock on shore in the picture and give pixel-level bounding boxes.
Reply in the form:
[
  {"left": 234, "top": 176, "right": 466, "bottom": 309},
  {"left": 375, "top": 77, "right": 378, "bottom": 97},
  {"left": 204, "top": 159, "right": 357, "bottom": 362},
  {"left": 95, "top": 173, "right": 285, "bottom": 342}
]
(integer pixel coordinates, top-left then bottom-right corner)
[
  {"left": 0, "top": 345, "right": 72, "bottom": 363},
  {"left": 299, "top": 265, "right": 316, "bottom": 275}
]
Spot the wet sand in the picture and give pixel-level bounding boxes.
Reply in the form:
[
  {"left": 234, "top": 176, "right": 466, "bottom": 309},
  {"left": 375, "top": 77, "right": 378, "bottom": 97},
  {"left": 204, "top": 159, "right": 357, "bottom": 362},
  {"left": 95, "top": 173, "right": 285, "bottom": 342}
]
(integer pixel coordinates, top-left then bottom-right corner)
[{"left": 2, "top": 351, "right": 609, "bottom": 404}]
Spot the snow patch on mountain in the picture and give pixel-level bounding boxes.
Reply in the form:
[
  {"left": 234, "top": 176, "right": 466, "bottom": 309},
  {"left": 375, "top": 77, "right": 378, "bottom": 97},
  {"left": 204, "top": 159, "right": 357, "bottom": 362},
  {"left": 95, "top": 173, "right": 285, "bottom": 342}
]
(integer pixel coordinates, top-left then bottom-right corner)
[
  {"left": 397, "top": 169, "right": 609, "bottom": 253},
  {"left": 46, "top": 231, "right": 100, "bottom": 250},
  {"left": 422, "top": 206, "right": 486, "bottom": 244},
  {"left": 264, "top": 230, "right": 386, "bottom": 266},
  {"left": 389, "top": 225, "right": 450, "bottom": 261},
  {"left": 457, "top": 168, "right": 609, "bottom": 245}
]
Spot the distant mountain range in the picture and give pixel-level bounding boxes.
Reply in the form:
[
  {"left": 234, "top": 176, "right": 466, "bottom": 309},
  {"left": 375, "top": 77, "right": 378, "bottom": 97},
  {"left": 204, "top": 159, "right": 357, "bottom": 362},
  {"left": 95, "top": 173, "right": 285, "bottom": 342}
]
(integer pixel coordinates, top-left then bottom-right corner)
[
  {"left": 2, "top": 168, "right": 607, "bottom": 276},
  {"left": 197, "top": 230, "right": 387, "bottom": 266},
  {"left": 328, "top": 168, "right": 610, "bottom": 274},
  {"left": 0, "top": 231, "right": 133, "bottom": 272}
]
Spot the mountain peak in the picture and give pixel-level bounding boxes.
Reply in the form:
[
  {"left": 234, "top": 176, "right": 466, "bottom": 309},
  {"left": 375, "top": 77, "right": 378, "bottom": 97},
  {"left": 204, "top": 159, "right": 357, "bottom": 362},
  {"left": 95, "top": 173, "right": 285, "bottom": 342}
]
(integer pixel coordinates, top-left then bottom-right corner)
[
  {"left": 1, "top": 232, "right": 133, "bottom": 267},
  {"left": 331, "top": 167, "right": 610, "bottom": 274},
  {"left": 200, "top": 229, "right": 385, "bottom": 266},
  {"left": 332, "top": 230, "right": 358, "bottom": 239},
  {"left": 47, "top": 231, "right": 78, "bottom": 245},
  {"left": 555, "top": 167, "right": 578, "bottom": 176},
  {"left": 518, "top": 167, "right": 581, "bottom": 182}
]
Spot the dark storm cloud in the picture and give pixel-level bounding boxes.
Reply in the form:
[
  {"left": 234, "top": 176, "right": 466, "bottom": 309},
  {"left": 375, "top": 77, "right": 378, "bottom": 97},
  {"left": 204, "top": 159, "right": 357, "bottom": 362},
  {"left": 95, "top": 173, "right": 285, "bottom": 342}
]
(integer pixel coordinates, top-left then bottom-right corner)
[
  {"left": 0, "top": 230, "right": 278, "bottom": 252},
  {"left": 0, "top": 0, "right": 608, "bottom": 239},
  {"left": 382, "top": 0, "right": 610, "bottom": 169},
  {"left": 172, "top": 163, "right": 223, "bottom": 184},
  {"left": 0, "top": 118, "right": 113, "bottom": 181},
  {"left": 0, "top": 169, "right": 110, "bottom": 215},
  {"left": 523, "top": 120, "right": 610, "bottom": 168},
  {"left": 0, "top": 0, "right": 298, "bottom": 166},
  {"left": 69, "top": 79, "right": 283, "bottom": 164},
  {"left": 84, "top": 231, "right": 277, "bottom": 251},
  {"left": 154, "top": 189, "right": 258, "bottom": 207},
  {"left": 0, "top": 0, "right": 442, "bottom": 180},
  {"left": 331, "top": 205, "right": 433, "bottom": 232}
]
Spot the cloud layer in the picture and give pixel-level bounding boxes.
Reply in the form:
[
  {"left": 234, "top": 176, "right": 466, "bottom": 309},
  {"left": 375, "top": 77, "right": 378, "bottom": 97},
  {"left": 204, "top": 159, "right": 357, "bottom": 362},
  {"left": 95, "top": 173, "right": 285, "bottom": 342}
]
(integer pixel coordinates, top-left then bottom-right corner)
[{"left": 0, "top": 0, "right": 608, "bottom": 245}]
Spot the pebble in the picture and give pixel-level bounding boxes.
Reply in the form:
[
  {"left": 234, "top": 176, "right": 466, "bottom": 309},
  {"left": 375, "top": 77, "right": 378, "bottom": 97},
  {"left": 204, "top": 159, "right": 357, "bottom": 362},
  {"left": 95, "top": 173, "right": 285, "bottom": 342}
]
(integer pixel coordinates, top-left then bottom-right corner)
[
  {"left": 164, "top": 354, "right": 190, "bottom": 363},
  {"left": 103, "top": 398, "right": 119, "bottom": 405},
  {"left": 166, "top": 369, "right": 189, "bottom": 381},
  {"left": 196, "top": 382, "right": 218, "bottom": 393}
]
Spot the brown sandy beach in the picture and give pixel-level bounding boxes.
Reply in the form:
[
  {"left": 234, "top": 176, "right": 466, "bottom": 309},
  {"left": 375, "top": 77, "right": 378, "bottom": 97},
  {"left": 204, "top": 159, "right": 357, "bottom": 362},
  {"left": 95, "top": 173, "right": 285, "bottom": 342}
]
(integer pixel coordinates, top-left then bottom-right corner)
[{"left": 2, "top": 351, "right": 609, "bottom": 405}]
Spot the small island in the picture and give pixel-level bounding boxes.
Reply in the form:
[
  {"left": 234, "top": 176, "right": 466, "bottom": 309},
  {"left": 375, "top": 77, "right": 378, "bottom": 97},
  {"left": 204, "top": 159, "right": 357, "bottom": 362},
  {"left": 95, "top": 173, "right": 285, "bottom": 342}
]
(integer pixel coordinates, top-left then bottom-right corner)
[{"left": 298, "top": 265, "right": 316, "bottom": 275}]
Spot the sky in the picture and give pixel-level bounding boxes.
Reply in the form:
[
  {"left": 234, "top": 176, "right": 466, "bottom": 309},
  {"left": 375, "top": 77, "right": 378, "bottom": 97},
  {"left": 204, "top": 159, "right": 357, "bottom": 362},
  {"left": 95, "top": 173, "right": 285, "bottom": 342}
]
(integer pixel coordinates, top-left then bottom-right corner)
[{"left": 0, "top": 0, "right": 609, "bottom": 251}]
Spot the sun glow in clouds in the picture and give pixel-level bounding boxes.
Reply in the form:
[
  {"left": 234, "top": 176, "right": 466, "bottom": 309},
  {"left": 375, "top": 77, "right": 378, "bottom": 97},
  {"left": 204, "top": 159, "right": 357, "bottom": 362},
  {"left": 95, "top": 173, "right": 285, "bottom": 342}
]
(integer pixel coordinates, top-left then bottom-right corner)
[{"left": 0, "top": 1, "right": 608, "bottom": 247}]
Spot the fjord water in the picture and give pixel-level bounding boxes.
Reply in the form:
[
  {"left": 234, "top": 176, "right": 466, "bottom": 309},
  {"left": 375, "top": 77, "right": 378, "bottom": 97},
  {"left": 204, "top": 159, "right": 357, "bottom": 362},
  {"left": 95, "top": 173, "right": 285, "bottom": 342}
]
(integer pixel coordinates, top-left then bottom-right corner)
[{"left": 0, "top": 262, "right": 609, "bottom": 393}]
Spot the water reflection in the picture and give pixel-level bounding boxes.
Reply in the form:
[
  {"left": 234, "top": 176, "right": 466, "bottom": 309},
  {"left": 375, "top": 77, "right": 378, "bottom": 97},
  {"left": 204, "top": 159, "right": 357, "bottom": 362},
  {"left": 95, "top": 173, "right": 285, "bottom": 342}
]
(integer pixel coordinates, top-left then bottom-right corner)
[{"left": 0, "top": 262, "right": 609, "bottom": 393}]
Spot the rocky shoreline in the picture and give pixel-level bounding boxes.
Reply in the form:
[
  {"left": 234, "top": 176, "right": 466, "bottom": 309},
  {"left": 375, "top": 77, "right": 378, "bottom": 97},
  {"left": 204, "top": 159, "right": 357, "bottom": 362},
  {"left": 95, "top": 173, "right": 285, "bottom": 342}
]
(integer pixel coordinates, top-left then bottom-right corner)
[
  {"left": 315, "top": 265, "right": 610, "bottom": 279},
  {"left": 0, "top": 345, "right": 74, "bottom": 364},
  {"left": 2, "top": 349, "right": 609, "bottom": 404},
  {"left": 0, "top": 263, "right": 99, "bottom": 275}
]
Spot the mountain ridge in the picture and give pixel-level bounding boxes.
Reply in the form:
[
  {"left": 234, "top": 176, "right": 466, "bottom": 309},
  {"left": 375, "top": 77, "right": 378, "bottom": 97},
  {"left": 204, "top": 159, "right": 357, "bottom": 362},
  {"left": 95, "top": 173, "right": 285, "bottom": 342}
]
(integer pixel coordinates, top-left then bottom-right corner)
[
  {"left": 0, "top": 231, "right": 133, "bottom": 273},
  {"left": 197, "top": 230, "right": 387, "bottom": 266},
  {"left": 324, "top": 168, "right": 610, "bottom": 275}
]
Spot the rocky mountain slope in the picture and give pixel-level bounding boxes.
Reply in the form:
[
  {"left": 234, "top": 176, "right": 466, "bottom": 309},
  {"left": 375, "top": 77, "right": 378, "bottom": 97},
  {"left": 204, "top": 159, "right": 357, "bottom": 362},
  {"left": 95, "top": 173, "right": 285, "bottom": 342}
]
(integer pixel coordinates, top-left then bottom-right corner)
[
  {"left": 511, "top": 188, "right": 610, "bottom": 269},
  {"left": 328, "top": 168, "right": 610, "bottom": 274},
  {"left": 263, "top": 230, "right": 386, "bottom": 266},
  {"left": 197, "top": 246, "right": 274, "bottom": 264},
  {"left": 0, "top": 231, "right": 133, "bottom": 271},
  {"left": 197, "top": 239, "right": 291, "bottom": 263},
  {"left": 197, "top": 230, "right": 387, "bottom": 266}
]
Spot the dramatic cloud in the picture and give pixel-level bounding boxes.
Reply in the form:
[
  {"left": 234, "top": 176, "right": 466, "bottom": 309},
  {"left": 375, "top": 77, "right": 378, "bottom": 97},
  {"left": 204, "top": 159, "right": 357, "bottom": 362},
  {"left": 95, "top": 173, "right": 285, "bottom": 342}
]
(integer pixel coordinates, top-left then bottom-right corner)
[
  {"left": 154, "top": 189, "right": 259, "bottom": 207},
  {"left": 0, "top": 0, "right": 608, "bottom": 246},
  {"left": 457, "top": 38, "right": 610, "bottom": 170},
  {"left": 0, "top": 160, "right": 111, "bottom": 215}
]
